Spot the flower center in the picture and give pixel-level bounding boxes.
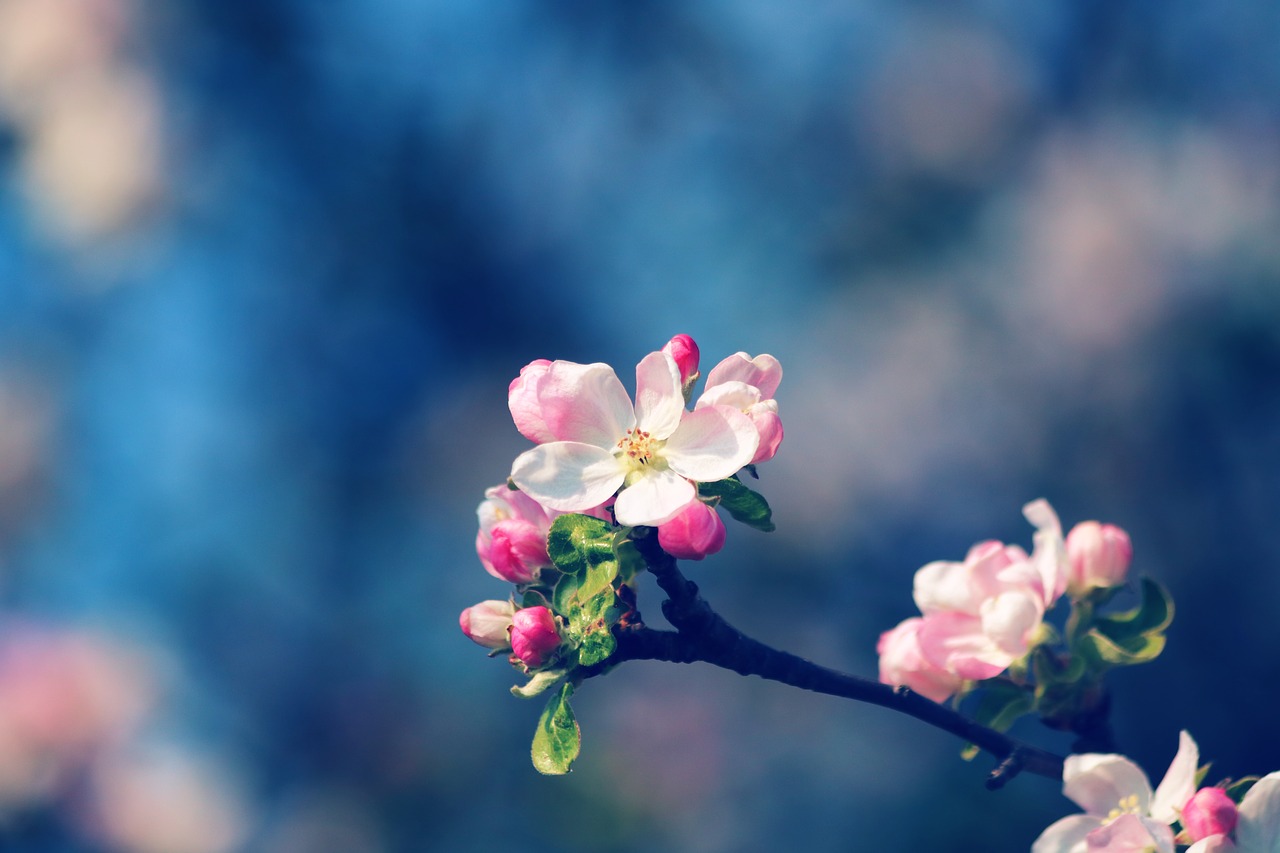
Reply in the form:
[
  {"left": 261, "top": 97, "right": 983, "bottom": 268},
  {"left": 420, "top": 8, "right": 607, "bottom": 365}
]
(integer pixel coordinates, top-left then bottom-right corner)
[
  {"left": 1105, "top": 794, "right": 1141, "bottom": 823},
  {"left": 617, "top": 428, "right": 661, "bottom": 466}
]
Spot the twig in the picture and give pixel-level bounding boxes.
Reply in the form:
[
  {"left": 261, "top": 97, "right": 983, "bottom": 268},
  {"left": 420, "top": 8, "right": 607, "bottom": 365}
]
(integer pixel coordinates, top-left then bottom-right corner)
[{"left": 581, "top": 531, "right": 1067, "bottom": 789}]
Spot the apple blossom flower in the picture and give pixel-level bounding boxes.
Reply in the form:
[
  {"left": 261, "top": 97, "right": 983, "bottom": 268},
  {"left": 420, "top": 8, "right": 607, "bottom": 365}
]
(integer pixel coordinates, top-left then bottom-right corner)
[
  {"left": 876, "top": 616, "right": 963, "bottom": 703},
  {"left": 696, "top": 352, "right": 784, "bottom": 464},
  {"left": 475, "top": 485, "right": 556, "bottom": 584},
  {"left": 1032, "top": 730, "right": 1199, "bottom": 853},
  {"left": 1183, "top": 787, "right": 1239, "bottom": 843},
  {"left": 1066, "top": 521, "right": 1133, "bottom": 597},
  {"left": 509, "top": 606, "right": 561, "bottom": 669},
  {"left": 662, "top": 334, "right": 700, "bottom": 387},
  {"left": 459, "top": 600, "right": 515, "bottom": 650},
  {"left": 657, "top": 498, "right": 726, "bottom": 561},
  {"left": 911, "top": 499, "right": 1066, "bottom": 681},
  {"left": 509, "top": 351, "right": 758, "bottom": 527}
]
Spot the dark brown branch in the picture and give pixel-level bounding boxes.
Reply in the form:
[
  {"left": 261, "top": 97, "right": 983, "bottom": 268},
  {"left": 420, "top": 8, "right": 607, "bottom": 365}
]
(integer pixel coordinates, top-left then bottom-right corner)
[{"left": 583, "top": 531, "right": 1066, "bottom": 789}]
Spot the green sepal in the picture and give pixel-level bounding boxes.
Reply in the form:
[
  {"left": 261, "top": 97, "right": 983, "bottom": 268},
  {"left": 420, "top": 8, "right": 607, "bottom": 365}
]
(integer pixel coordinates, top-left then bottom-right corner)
[
  {"left": 971, "top": 678, "right": 1035, "bottom": 733},
  {"left": 1078, "top": 629, "right": 1166, "bottom": 666},
  {"left": 1092, "top": 578, "right": 1174, "bottom": 642},
  {"left": 1224, "top": 776, "right": 1261, "bottom": 804},
  {"left": 531, "top": 683, "right": 581, "bottom": 775},
  {"left": 547, "top": 514, "right": 616, "bottom": 575},
  {"left": 511, "top": 668, "right": 568, "bottom": 698},
  {"left": 697, "top": 478, "right": 775, "bottom": 532}
]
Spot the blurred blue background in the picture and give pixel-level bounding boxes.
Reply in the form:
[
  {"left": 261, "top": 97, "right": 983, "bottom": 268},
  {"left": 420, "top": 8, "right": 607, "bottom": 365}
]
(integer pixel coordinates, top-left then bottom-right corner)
[{"left": 1, "top": 1, "right": 1279, "bottom": 850}]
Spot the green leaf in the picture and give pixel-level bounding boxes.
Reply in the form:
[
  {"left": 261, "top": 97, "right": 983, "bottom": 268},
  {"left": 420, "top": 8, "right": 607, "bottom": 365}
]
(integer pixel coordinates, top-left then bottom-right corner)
[
  {"left": 576, "top": 631, "right": 616, "bottom": 667},
  {"left": 547, "top": 514, "right": 615, "bottom": 575},
  {"left": 697, "top": 478, "right": 775, "bottom": 532},
  {"left": 531, "top": 683, "right": 580, "bottom": 775},
  {"left": 1093, "top": 578, "right": 1174, "bottom": 641}
]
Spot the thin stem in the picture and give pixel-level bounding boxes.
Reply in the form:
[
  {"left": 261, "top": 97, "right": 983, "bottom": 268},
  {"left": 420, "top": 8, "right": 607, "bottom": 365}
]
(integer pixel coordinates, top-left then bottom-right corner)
[{"left": 584, "top": 532, "right": 1066, "bottom": 790}]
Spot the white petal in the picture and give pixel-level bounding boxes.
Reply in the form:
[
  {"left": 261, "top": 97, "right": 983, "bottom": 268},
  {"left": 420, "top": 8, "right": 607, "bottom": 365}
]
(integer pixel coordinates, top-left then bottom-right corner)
[
  {"left": 510, "top": 442, "right": 625, "bottom": 512},
  {"left": 613, "top": 468, "right": 694, "bottom": 527},
  {"left": 634, "top": 351, "right": 684, "bottom": 440},
  {"left": 1236, "top": 771, "right": 1280, "bottom": 853},
  {"left": 694, "top": 380, "right": 761, "bottom": 411},
  {"left": 1025, "top": 498, "right": 1067, "bottom": 606},
  {"left": 704, "top": 352, "right": 782, "bottom": 399},
  {"left": 1150, "top": 730, "right": 1199, "bottom": 824},
  {"left": 913, "top": 559, "right": 981, "bottom": 615},
  {"left": 1186, "top": 837, "right": 1236, "bottom": 853},
  {"left": 663, "top": 405, "right": 758, "bottom": 482},
  {"left": 538, "top": 361, "right": 635, "bottom": 448},
  {"left": 1032, "top": 815, "right": 1101, "bottom": 853},
  {"left": 1063, "top": 754, "right": 1154, "bottom": 817}
]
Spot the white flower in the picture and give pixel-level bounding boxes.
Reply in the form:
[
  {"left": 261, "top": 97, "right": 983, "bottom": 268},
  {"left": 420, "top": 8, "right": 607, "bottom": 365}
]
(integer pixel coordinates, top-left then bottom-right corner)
[
  {"left": 509, "top": 351, "right": 758, "bottom": 527},
  {"left": 1033, "top": 731, "right": 1199, "bottom": 853}
]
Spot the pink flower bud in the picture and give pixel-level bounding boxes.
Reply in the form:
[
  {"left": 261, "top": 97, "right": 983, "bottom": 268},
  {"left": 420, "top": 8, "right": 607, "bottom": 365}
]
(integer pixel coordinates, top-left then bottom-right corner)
[
  {"left": 877, "top": 617, "right": 962, "bottom": 703},
  {"left": 508, "top": 359, "right": 555, "bottom": 443},
  {"left": 509, "top": 606, "right": 561, "bottom": 669},
  {"left": 476, "top": 486, "right": 555, "bottom": 583},
  {"left": 459, "top": 600, "right": 515, "bottom": 649},
  {"left": 657, "top": 499, "right": 726, "bottom": 560},
  {"left": 1066, "top": 521, "right": 1133, "bottom": 595},
  {"left": 1182, "top": 787, "right": 1238, "bottom": 842},
  {"left": 662, "top": 334, "right": 700, "bottom": 385}
]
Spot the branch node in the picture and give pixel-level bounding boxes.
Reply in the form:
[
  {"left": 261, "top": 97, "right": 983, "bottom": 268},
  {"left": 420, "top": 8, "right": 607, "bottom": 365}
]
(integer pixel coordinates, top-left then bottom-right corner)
[{"left": 986, "top": 749, "right": 1026, "bottom": 791}]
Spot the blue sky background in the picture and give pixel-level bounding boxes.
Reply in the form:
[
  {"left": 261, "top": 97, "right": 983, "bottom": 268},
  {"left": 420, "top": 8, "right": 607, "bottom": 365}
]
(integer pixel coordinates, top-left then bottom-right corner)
[{"left": 2, "top": 1, "right": 1280, "bottom": 850}]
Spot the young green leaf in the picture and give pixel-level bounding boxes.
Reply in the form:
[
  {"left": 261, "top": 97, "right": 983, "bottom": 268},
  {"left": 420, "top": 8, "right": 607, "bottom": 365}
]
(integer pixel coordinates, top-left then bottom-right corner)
[
  {"left": 697, "top": 478, "right": 775, "bottom": 532},
  {"left": 531, "top": 683, "right": 580, "bottom": 775}
]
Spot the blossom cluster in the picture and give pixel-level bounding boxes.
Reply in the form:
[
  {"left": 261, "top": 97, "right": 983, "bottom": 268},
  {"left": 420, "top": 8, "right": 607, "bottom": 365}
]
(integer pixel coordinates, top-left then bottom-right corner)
[
  {"left": 878, "top": 501, "right": 1136, "bottom": 705},
  {"left": 1036, "top": 731, "right": 1280, "bottom": 853},
  {"left": 461, "top": 335, "right": 783, "bottom": 683}
]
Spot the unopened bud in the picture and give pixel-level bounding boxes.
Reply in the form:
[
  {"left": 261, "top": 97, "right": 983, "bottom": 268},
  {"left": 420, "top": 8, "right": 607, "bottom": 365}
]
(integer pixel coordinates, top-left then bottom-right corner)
[
  {"left": 657, "top": 499, "right": 726, "bottom": 561},
  {"left": 1182, "top": 787, "right": 1238, "bottom": 842},
  {"left": 1066, "top": 521, "right": 1133, "bottom": 595},
  {"left": 509, "top": 606, "right": 561, "bottom": 669},
  {"left": 460, "top": 600, "right": 516, "bottom": 649}
]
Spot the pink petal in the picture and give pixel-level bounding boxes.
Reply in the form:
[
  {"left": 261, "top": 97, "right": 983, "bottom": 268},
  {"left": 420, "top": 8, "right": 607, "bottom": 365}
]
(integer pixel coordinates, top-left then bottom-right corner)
[
  {"left": 1063, "top": 754, "right": 1153, "bottom": 817},
  {"left": 1185, "top": 837, "right": 1235, "bottom": 853},
  {"left": 1032, "top": 815, "right": 1102, "bottom": 853},
  {"left": 704, "top": 352, "right": 782, "bottom": 399},
  {"left": 1024, "top": 498, "right": 1067, "bottom": 606},
  {"left": 613, "top": 468, "right": 694, "bottom": 527},
  {"left": 915, "top": 611, "right": 1010, "bottom": 680},
  {"left": 748, "top": 404, "right": 783, "bottom": 463},
  {"left": 510, "top": 442, "right": 625, "bottom": 512},
  {"left": 508, "top": 359, "right": 556, "bottom": 442},
  {"left": 538, "top": 361, "right": 635, "bottom": 448},
  {"left": 1150, "top": 730, "right": 1199, "bottom": 824},
  {"left": 633, "top": 351, "right": 684, "bottom": 440},
  {"left": 979, "top": 590, "right": 1044, "bottom": 657},
  {"left": 876, "top": 617, "right": 962, "bottom": 703},
  {"left": 663, "top": 405, "right": 758, "bottom": 483}
]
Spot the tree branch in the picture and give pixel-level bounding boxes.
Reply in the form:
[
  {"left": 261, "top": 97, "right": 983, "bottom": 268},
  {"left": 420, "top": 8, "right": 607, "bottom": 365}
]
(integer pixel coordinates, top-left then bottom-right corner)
[{"left": 582, "top": 531, "right": 1066, "bottom": 790}]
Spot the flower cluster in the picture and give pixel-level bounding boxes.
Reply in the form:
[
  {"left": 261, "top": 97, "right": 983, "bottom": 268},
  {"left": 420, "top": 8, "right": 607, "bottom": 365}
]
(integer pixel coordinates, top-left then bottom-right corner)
[
  {"left": 460, "top": 337, "right": 783, "bottom": 770},
  {"left": 1035, "top": 731, "right": 1280, "bottom": 853},
  {"left": 877, "top": 501, "right": 1158, "bottom": 737}
]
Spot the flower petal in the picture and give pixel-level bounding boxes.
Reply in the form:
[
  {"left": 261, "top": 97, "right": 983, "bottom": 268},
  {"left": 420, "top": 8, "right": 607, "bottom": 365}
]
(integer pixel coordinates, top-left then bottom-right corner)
[
  {"left": 1235, "top": 771, "right": 1280, "bottom": 853},
  {"left": 1063, "top": 754, "right": 1154, "bottom": 817},
  {"left": 663, "top": 405, "right": 758, "bottom": 482},
  {"left": 695, "top": 380, "right": 762, "bottom": 411},
  {"left": 704, "top": 352, "right": 782, "bottom": 399},
  {"left": 613, "top": 468, "right": 694, "bottom": 527},
  {"left": 914, "top": 558, "right": 981, "bottom": 615},
  {"left": 1150, "top": 730, "right": 1199, "bottom": 824},
  {"left": 1032, "top": 814, "right": 1101, "bottom": 853},
  {"left": 510, "top": 442, "right": 625, "bottom": 512},
  {"left": 915, "top": 610, "right": 1011, "bottom": 680},
  {"left": 1025, "top": 498, "right": 1067, "bottom": 607},
  {"left": 538, "top": 361, "right": 635, "bottom": 448},
  {"left": 634, "top": 351, "right": 684, "bottom": 440},
  {"left": 509, "top": 359, "right": 556, "bottom": 443},
  {"left": 1085, "top": 814, "right": 1174, "bottom": 853},
  {"left": 1185, "top": 837, "right": 1235, "bottom": 853}
]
